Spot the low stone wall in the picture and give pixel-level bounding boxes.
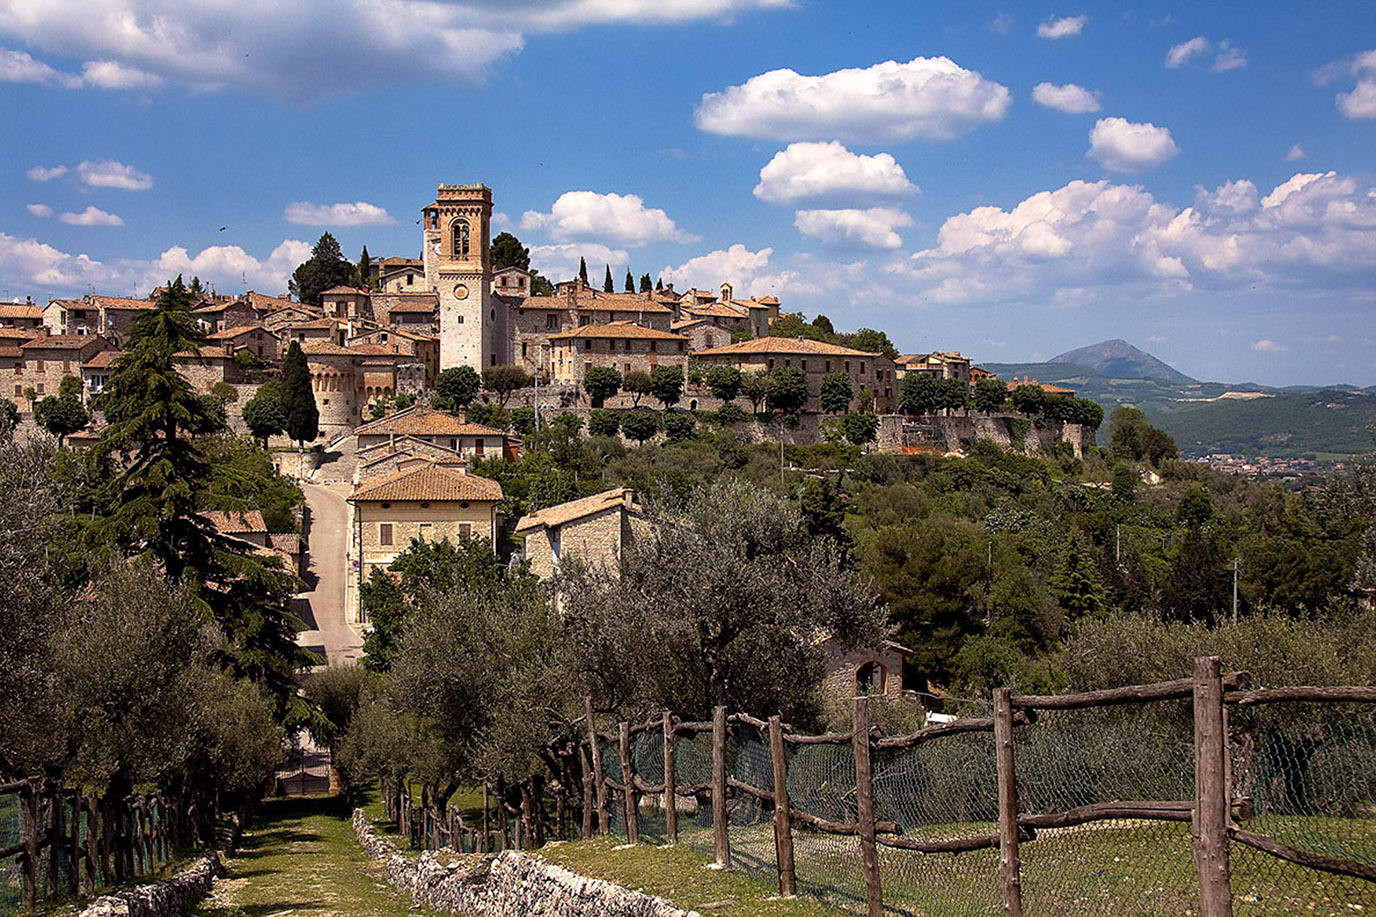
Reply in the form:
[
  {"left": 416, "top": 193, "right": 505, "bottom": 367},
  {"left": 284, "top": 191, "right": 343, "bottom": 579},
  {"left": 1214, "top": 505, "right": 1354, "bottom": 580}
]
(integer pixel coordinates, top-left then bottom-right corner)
[
  {"left": 352, "top": 809, "right": 700, "bottom": 917},
  {"left": 75, "top": 851, "right": 223, "bottom": 917}
]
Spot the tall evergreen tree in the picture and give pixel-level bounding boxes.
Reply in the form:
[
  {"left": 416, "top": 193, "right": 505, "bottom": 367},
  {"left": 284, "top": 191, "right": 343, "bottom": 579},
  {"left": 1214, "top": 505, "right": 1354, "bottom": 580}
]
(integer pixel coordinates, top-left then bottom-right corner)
[
  {"left": 655, "top": 277, "right": 663, "bottom": 290},
  {"left": 355, "top": 245, "right": 372, "bottom": 290},
  {"left": 624, "top": 270, "right": 635, "bottom": 292},
  {"left": 578, "top": 257, "right": 589, "bottom": 285},
  {"left": 95, "top": 276, "right": 316, "bottom": 723},
  {"left": 289, "top": 232, "right": 353, "bottom": 306},
  {"left": 280, "top": 341, "right": 319, "bottom": 447},
  {"left": 603, "top": 264, "right": 614, "bottom": 293},
  {"left": 491, "top": 232, "right": 532, "bottom": 272},
  {"left": 639, "top": 273, "right": 652, "bottom": 293}
]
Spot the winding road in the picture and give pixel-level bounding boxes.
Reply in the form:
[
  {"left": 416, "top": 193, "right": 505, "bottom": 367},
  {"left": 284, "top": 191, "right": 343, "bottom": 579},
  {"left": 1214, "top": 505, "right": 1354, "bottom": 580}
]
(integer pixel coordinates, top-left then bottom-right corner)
[{"left": 295, "top": 481, "right": 364, "bottom": 667}]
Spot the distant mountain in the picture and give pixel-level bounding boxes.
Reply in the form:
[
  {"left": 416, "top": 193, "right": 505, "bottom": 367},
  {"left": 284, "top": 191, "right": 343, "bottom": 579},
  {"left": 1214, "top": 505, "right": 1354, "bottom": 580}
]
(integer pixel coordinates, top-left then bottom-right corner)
[{"left": 1049, "top": 340, "right": 1199, "bottom": 385}]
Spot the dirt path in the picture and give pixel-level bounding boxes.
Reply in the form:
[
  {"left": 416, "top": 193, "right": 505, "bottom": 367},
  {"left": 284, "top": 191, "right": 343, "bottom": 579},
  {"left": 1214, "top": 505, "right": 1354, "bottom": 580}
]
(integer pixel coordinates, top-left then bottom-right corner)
[{"left": 193, "top": 795, "right": 431, "bottom": 917}]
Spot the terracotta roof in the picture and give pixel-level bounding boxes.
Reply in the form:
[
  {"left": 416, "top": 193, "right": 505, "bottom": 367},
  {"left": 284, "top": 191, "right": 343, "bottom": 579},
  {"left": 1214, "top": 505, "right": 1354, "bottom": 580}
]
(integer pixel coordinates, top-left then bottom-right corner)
[
  {"left": 193, "top": 301, "right": 237, "bottom": 314},
  {"left": 671, "top": 319, "right": 712, "bottom": 330},
  {"left": 0, "top": 327, "right": 38, "bottom": 341},
  {"left": 0, "top": 346, "right": 19, "bottom": 359},
  {"left": 378, "top": 257, "right": 423, "bottom": 266},
  {"left": 301, "top": 341, "right": 395, "bottom": 357},
  {"left": 203, "top": 510, "right": 267, "bottom": 534},
  {"left": 244, "top": 291, "right": 300, "bottom": 312},
  {"left": 353, "top": 404, "right": 507, "bottom": 438},
  {"left": 22, "top": 334, "right": 103, "bottom": 351},
  {"left": 322, "top": 285, "right": 368, "bottom": 295},
  {"left": 83, "top": 350, "right": 125, "bottom": 369},
  {"left": 694, "top": 338, "right": 885, "bottom": 359},
  {"left": 269, "top": 533, "right": 300, "bottom": 554},
  {"left": 515, "top": 488, "right": 640, "bottom": 532},
  {"left": 684, "top": 301, "right": 749, "bottom": 319},
  {"left": 549, "top": 322, "right": 688, "bottom": 342},
  {"left": 349, "top": 462, "right": 503, "bottom": 503},
  {"left": 91, "top": 296, "right": 155, "bottom": 311},
  {"left": 208, "top": 325, "right": 268, "bottom": 340},
  {"left": 0, "top": 304, "right": 43, "bottom": 319},
  {"left": 283, "top": 318, "right": 341, "bottom": 330}
]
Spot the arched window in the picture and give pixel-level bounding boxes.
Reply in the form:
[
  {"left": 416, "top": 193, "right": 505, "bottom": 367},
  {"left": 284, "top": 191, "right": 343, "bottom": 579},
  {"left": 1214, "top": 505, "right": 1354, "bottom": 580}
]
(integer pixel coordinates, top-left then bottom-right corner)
[
  {"left": 452, "top": 219, "right": 470, "bottom": 258},
  {"left": 856, "top": 661, "right": 885, "bottom": 695}
]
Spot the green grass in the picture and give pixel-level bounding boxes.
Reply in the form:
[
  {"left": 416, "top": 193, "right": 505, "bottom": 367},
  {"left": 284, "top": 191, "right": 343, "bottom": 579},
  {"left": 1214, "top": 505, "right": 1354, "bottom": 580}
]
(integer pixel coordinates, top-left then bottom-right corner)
[{"left": 191, "top": 792, "right": 444, "bottom": 917}]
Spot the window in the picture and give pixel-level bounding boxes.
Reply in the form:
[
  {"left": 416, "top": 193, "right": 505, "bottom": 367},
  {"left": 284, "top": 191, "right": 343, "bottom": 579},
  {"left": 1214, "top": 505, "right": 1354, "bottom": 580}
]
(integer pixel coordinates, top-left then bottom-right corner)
[
  {"left": 546, "top": 314, "right": 558, "bottom": 330},
  {"left": 522, "top": 342, "right": 528, "bottom": 357},
  {"left": 844, "top": 360, "right": 851, "bottom": 373},
  {"left": 767, "top": 358, "right": 774, "bottom": 370},
  {"left": 799, "top": 359, "right": 806, "bottom": 371},
  {"left": 456, "top": 315, "right": 465, "bottom": 325},
  {"left": 459, "top": 523, "right": 472, "bottom": 537},
  {"left": 418, "top": 523, "right": 433, "bottom": 542},
  {"left": 379, "top": 523, "right": 393, "bottom": 546},
  {"left": 826, "top": 360, "right": 832, "bottom": 372},
  {"left": 452, "top": 219, "right": 470, "bottom": 257},
  {"left": 35, "top": 359, "right": 44, "bottom": 372},
  {"left": 36, "top": 384, "right": 44, "bottom": 395},
  {"left": 649, "top": 342, "right": 657, "bottom": 353},
  {"left": 406, "top": 273, "right": 414, "bottom": 286},
  {"left": 12, "top": 386, "right": 18, "bottom": 396},
  {"left": 475, "top": 439, "right": 485, "bottom": 456},
  {"left": 584, "top": 361, "right": 593, "bottom": 374}
]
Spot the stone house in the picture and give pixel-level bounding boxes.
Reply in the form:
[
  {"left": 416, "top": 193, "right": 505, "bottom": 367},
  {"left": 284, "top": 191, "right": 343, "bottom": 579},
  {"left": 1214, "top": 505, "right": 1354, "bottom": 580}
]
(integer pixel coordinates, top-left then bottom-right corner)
[
  {"left": 280, "top": 318, "right": 346, "bottom": 348},
  {"left": 347, "top": 327, "right": 439, "bottom": 385},
  {"left": 347, "top": 462, "right": 504, "bottom": 607},
  {"left": 896, "top": 352, "right": 972, "bottom": 384},
  {"left": 173, "top": 344, "right": 244, "bottom": 392},
  {"left": 300, "top": 341, "right": 406, "bottom": 433},
  {"left": 16, "top": 334, "right": 112, "bottom": 401},
  {"left": 194, "top": 298, "right": 259, "bottom": 335},
  {"left": 80, "top": 349, "right": 123, "bottom": 400},
  {"left": 691, "top": 338, "right": 898, "bottom": 413},
  {"left": 0, "top": 303, "right": 44, "bottom": 330},
  {"left": 547, "top": 322, "right": 690, "bottom": 386},
  {"left": 353, "top": 403, "right": 517, "bottom": 461},
  {"left": 355, "top": 434, "right": 469, "bottom": 483},
  {"left": 671, "top": 319, "right": 732, "bottom": 352},
  {"left": 506, "top": 284, "right": 675, "bottom": 378},
  {"left": 515, "top": 487, "right": 644, "bottom": 581},
  {"left": 321, "top": 286, "right": 371, "bottom": 320},
  {"left": 371, "top": 293, "right": 439, "bottom": 334},
  {"left": 207, "top": 325, "right": 280, "bottom": 362},
  {"left": 373, "top": 257, "right": 426, "bottom": 294},
  {"left": 492, "top": 267, "right": 530, "bottom": 297},
  {"left": 821, "top": 636, "right": 914, "bottom": 699}
]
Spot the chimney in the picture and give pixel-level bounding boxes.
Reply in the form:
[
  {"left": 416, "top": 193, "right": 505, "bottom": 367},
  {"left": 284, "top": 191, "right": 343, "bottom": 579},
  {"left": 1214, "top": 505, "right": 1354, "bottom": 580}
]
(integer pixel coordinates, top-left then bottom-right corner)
[{"left": 622, "top": 488, "right": 635, "bottom": 509}]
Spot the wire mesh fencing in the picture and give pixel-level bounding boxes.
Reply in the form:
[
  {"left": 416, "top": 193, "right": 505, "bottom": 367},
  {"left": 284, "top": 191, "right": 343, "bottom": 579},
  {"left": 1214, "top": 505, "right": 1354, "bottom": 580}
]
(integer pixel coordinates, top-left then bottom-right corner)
[
  {"left": 1, "top": 786, "right": 20, "bottom": 916},
  {"left": 580, "top": 663, "right": 1376, "bottom": 917}
]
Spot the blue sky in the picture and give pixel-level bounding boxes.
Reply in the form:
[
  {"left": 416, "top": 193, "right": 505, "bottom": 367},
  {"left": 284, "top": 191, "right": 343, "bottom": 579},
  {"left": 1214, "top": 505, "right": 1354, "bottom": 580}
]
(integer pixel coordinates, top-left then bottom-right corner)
[{"left": 1, "top": 0, "right": 1374, "bottom": 385}]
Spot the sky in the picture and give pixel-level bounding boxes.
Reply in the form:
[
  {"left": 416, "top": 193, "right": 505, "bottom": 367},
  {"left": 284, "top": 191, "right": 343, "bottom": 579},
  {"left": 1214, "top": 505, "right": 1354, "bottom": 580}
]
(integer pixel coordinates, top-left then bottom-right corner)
[{"left": 1, "top": 0, "right": 1374, "bottom": 386}]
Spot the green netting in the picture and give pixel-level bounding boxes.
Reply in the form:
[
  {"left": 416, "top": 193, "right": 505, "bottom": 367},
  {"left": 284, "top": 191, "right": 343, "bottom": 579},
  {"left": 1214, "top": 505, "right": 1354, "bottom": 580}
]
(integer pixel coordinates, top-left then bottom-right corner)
[{"left": 0, "top": 790, "right": 20, "bottom": 916}]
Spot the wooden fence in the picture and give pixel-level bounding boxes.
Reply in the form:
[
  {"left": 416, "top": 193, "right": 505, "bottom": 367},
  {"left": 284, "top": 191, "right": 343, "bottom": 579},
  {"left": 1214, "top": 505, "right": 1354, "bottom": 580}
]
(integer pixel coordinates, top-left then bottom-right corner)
[
  {"left": 385, "top": 657, "right": 1376, "bottom": 917},
  {"left": 0, "top": 778, "right": 204, "bottom": 911}
]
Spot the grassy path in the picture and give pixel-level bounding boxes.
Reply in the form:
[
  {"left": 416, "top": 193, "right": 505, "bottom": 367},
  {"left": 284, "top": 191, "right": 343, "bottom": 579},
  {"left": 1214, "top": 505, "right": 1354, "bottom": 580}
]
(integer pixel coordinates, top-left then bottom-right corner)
[{"left": 192, "top": 794, "right": 434, "bottom": 917}]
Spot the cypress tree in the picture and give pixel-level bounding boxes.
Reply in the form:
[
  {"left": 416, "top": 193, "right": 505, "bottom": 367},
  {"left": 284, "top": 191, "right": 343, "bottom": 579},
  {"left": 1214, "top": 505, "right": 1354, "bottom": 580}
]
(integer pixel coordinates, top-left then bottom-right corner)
[
  {"left": 655, "top": 277, "right": 663, "bottom": 290},
  {"left": 280, "top": 341, "right": 319, "bottom": 447},
  {"left": 578, "top": 257, "right": 589, "bottom": 285},
  {"left": 639, "top": 273, "right": 652, "bottom": 293},
  {"left": 624, "top": 270, "right": 635, "bottom": 292},
  {"left": 356, "top": 245, "right": 371, "bottom": 290},
  {"left": 603, "top": 264, "right": 614, "bottom": 293}
]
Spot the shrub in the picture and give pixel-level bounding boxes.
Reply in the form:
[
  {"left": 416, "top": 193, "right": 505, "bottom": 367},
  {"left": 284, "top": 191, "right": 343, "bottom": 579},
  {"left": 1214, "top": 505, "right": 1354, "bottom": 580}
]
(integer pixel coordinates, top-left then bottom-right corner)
[
  {"left": 716, "top": 402, "right": 749, "bottom": 425},
  {"left": 588, "top": 409, "right": 621, "bottom": 438},
  {"left": 663, "top": 412, "right": 696, "bottom": 443}
]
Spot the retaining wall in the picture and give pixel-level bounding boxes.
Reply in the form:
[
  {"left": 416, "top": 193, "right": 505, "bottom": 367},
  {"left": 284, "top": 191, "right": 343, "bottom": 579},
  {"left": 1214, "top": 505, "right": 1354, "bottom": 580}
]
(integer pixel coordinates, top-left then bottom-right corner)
[
  {"left": 75, "top": 851, "right": 223, "bottom": 917},
  {"left": 352, "top": 808, "right": 699, "bottom": 917}
]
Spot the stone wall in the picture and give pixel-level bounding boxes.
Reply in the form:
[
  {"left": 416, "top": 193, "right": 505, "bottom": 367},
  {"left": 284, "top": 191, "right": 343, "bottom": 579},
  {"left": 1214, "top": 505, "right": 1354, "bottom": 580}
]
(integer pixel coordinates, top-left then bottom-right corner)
[
  {"left": 76, "top": 851, "right": 223, "bottom": 917},
  {"left": 352, "top": 809, "right": 700, "bottom": 917},
  {"left": 875, "top": 414, "right": 1093, "bottom": 458}
]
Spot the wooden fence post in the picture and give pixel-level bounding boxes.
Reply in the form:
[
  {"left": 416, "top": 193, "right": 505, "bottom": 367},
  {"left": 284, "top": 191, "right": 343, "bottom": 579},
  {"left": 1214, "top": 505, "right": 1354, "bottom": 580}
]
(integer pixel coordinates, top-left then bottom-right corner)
[
  {"left": 580, "top": 747, "right": 594, "bottom": 840},
  {"left": 67, "top": 790, "right": 80, "bottom": 895},
  {"left": 585, "top": 697, "right": 610, "bottom": 836},
  {"left": 853, "top": 696, "right": 883, "bottom": 917},
  {"left": 712, "top": 705, "right": 730, "bottom": 868},
  {"left": 84, "top": 791, "right": 98, "bottom": 894},
  {"left": 994, "top": 687, "right": 1024, "bottom": 917},
  {"left": 482, "top": 782, "right": 491, "bottom": 852},
  {"left": 21, "top": 780, "right": 37, "bottom": 911},
  {"left": 618, "top": 722, "right": 639, "bottom": 844},
  {"left": 1193, "top": 656, "right": 1234, "bottom": 917},
  {"left": 769, "top": 715, "right": 797, "bottom": 897},
  {"left": 662, "top": 711, "right": 678, "bottom": 845}
]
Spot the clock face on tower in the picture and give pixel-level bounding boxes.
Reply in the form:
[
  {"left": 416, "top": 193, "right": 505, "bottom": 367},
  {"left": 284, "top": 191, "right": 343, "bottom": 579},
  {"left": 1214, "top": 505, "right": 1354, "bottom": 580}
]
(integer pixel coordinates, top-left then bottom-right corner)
[{"left": 453, "top": 284, "right": 469, "bottom": 298}]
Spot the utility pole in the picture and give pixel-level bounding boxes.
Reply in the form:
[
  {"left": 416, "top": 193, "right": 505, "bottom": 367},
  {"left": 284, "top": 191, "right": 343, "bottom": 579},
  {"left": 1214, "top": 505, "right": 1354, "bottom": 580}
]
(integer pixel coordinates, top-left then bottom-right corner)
[
  {"left": 1116, "top": 524, "right": 1121, "bottom": 565},
  {"left": 1232, "top": 557, "right": 1239, "bottom": 624},
  {"left": 533, "top": 367, "right": 540, "bottom": 431}
]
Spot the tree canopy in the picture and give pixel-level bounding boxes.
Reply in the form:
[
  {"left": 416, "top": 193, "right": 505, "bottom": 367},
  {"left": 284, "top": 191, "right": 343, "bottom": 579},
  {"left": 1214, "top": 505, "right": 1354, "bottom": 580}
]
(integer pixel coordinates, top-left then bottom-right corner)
[{"left": 289, "top": 232, "right": 354, "bottom": 306}]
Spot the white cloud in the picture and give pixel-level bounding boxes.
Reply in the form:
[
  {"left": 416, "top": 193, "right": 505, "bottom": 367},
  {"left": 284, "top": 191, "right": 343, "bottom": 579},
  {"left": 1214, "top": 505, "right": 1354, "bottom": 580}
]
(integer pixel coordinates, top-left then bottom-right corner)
[
  {"left": 795, "top": 208, "right": 913, "bottom": 249},
  {"left": 0, "top": 47, "right": 80, "bottom": 86},
  {"left": 76, "top": 160, "right": 152, "bottom": 191},
  {"left": 1212, "top": 43, "right": 1247, "bottom": 72},
  {"left": 903, "top": 172, "right": 1376, "bottom": 307},
  {"left": 753, "top": 141, "right": 917, "bottom": 205},
  {"left": 0, "top": 1, "right": 787, "bottom": 102},
  {"left": 695, "top": 56, "right": 1011, "bottom": 143},
  {"left": 1031, "top": 82, "right": 1101, "bottom": 114},
  {"left": 26, "top": 204, "right": 52, "bottom": 218},
  {"left": 283, "top": 201, "right": 395, "bottom": 227},
  {"left": 1285, "top": 144, "right": 1306, "bottom": 162},
  {"left": 59, "top": 205, "right": 123, "bottom": 227},
  {"left": 1037, "top": 15, "right": 1087, "bottom": 39},
  {"left": 521, "top": 191, "right": 697, "bottom": 246},
  {"left": 527, "top": 242, "right": 631, "bottom": 284},
  {"left": 1088, "top": 117, "right": 1180, "bottom": 172},
  {"left": 1252, "top": 339, "right": 1287, "bottom": 352},
  {"left": 990, "top": 12, "right": 1014, "bottom": 34},
  {"left": 659, "top": 244, "right": 808, "bottom": 299},
  {"left": 1334, "top": 50, "right": 1376, "bottom": 119},
  {"left": 1166, "top": 36, "right": 1209, "bottom": 68},
  {"left": 0, "top": 232, "right": 310, "bottom": 298},
  {"left": 26, "top": 165, "right": 67, "bottom": 181},
  {"left": 79, "top": 59, "right": 161, "bottom": 89}
]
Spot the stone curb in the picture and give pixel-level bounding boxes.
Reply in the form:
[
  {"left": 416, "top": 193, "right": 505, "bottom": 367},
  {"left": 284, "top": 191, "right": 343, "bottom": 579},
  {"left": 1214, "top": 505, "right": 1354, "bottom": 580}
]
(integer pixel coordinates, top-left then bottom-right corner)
[
  {"left": 74, "top": 850, "right": 224, "bottom": 917},
  {"left": 352, "top": 808, "right": 701, "bottom": 917}
]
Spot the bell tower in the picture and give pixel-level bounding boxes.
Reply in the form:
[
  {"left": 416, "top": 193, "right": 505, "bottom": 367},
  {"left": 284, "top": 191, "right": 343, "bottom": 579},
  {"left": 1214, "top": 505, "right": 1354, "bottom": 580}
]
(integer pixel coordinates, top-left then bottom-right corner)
[{"left": 423, "top": 184, "right": 494, "bottom": 370}]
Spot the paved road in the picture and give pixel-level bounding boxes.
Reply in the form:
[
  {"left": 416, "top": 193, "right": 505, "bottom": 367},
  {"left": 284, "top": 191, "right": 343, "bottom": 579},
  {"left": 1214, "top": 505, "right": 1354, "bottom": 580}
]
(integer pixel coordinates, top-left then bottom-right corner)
[{"left": 296, "top": 481, "right": 364, "bottom": 667}]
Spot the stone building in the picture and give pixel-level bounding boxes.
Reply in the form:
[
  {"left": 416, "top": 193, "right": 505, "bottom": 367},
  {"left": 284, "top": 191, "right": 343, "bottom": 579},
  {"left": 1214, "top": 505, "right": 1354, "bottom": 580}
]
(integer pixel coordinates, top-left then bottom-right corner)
[
  {"left": 80, "top": 349, "right": 123, "bottom": 399},
  {"left": 505, "top": 283, "right": 675, "bottom": 378},
  {"left": 300, "top": 341, "right": 404, "bottom": 433},
  {"left": 547, "top": 322, "right": 690, "bottom": 386},
  {"left": 821, "top": 636, "right": 914, "bottom": 699},
  {"left": 355, "top": 434, "right": 469, "bottom": 482},
  {"left": 173, "top": 344, "right": 243, "bottom": 392},
  {"left": 515, "top": 487, "right": 644, "bottom": 581},
  {"left": 353, "top": 403, "right": 517, "bottom": 461},
  {"left": 373, "top": 257, "right": 425, "bottom": 294},
  {"left": 691, "top": 338, "right": 899, "bottom": 413},
  {"left": 207, "top": 324, "right": 280, "bottom": 362},
  {"left": 194, "top": 298, "right": 259, "bottom": 335},
  {"left": 371, "top": 292, "right": 438, "bottom": 333},
  {"left": 280, "top": 318, "right": 345, "bottom": 347},
  {"left": 671, "top": 318, "right": 732, "bottom": 352},
  {"left": 321, "top": 286, "right": 371, "bottom": 320},
  {"left": 347, "top": 327, "right": 439, "bottom": 384},
  {"left": 493, "top": 266, "right": 530, "bottom": 297},
  {"left": 347, "top": 462, "right": 504, "bottom": 609},
  {"left": 896, "top": 352, "right": 972, "bottom": 383},
  {"left": 0, "top": 302, "right": 44, "bottom": 330},
  {"left": 423, "top": 184, "right": 499, "bottom": 370},
  {"left": 15, "top": 334, "right": 112, "bottom": 401}
]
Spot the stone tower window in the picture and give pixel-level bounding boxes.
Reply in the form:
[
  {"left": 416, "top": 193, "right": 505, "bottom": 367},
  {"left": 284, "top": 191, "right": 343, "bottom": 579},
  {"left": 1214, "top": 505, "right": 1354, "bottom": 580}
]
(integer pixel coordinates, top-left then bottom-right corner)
[{"left": 452, "top": 219, "right": 471, "bottom": 257}]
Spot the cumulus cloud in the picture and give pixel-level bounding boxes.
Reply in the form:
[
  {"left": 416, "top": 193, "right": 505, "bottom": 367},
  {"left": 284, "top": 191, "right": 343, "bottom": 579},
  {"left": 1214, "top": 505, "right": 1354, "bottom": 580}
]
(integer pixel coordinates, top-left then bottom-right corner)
[
  {"left": 659, "top": 244, "right": 807, "bottom": 299},
  {"left": 76, "top": 160, "right": 153, "bottom": 191},
  {"left": 26, "top": 204, "right": 52, "bottom": 218},
  {"left": 1286, "top": 144, "right": 1306, "bottom": 162},
  {"left": 903, "top": 172, "right": 1376, "bottom": 307},
  {"left": 1252, "top": 339, "right": 1287, "bottom": 352},
  {"left": 1088, "top": 117, "right": 1180, "bottom": 172},
  {"left": 795, "top": 208, "right": 913, "bottom": 249},
  {"left": 1, "top": 46, "right": 161, "bottom": 90},
  {"left": 26, "top": 165, "right": 66, "bottom": 181},
  {"left": 0, "top": 1, "right": 787, "bottom": 102},
  {"left": 1031, "top": 82, "right": 1100, "bottom": 114},
  {"left": 1331, "top": 50, "right": 1376, "bottom": 119},
  {"left": 1166, "top": 36, "right": 1209, "bottom": 68},
  {"left": 521, "top": 191, "right": 697, "bottom": 246},
  {"left": 283, "top": 201, "right": 395, "bottom": 227},
  {"left": 1212, "top": 43, "right": 1247, "bottom": 72},
  {"left": 1037, "top": 15, "right": 1087, "bottom": 39},
  {"left": 79, "top": 59, "right": 162, "bottom": 89},
  {"left": 0, "top": 233, "right": 309, "bottom": 297},
  {"left": 60, "top": 205, "right": 123, "bottom": 227},
  {"left": 753, "top": 142, "right": 917, "bottom": 205},
  {"left": 0, "top": 47, "right": 80, "bottom": 86},
  {"left": 528, "top": 242, "right": 630, "bottom": 283},
  {"left": 695, "top": 56, "right": 1011, "bottom": 143}
]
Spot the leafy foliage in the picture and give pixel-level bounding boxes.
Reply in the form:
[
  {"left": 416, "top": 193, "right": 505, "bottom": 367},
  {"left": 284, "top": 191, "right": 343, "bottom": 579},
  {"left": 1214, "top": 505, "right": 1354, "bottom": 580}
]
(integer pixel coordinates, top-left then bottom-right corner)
[
  {"left": 583, "top": 365, "right": 622, "bottom": 408},
  {"left": 483, "top": 364, "right": 531, "bottom": 406},
  {"left": 280, "top": 341, "right": 319, "bottom": 445},
  {"left": 767, "top": 365, "right": 808, "bottom": 414},
  {"left": 705, "top": 364, "right": 743, "bottom": 403},
  {"left": 242, "top": 379, "right": 286, "bottom": 444},
  {"left": 289, "top": 232, "right": 354, "bottom": 306},
  {"left": 650, "top": 364, "right": 684, "bottom": 408},
  {"left": 819, "top": 371, "right": 853, "bottom": 414},
  {"left": 436, "top": 365, "right": 482, "bottom": 407}
]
